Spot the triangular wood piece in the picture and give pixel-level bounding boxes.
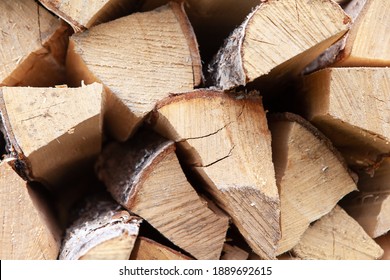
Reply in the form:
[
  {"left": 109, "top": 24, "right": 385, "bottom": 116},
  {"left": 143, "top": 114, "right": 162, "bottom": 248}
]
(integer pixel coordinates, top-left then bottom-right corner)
[
  {"left": 39, "top": 0, "right": 139, "bottom": 32},
  {"left": 130, "top": 237, "right": 192, "bottom": 260},
  {"left": 60, "top": 197, "right": 141, "bottom": 260},
  {"left": 208, "top": 0, "right": 351, "bottom": 90},
  {"left": 96, "top": 130, "right": 229, "bottom": 260},
  {"left": 375, "top": 233, "right": 390, "bottom": 260},
  {"left": 0, "top": 163, "right": 61, "bottom": 259},
  {"left": 292, "top": 205, "right": 384, "bottom": 260},
  {"left": 220, "top": 244, "right": 249, "bottom": 260},
  {"left": 67, "top": 2, "right": 202, "bottom": 141},
  {"left": 0, "top": 0, "right": 70, "bottom": 87},
  {"left": 268, "top": 113, "right": 357, "bottom": 255},
  {"left": 150, "top": 90, "right": 280, "bottom": 259},
  {"left": 0, "top": 83, "right": 103, "bottom": 188}
]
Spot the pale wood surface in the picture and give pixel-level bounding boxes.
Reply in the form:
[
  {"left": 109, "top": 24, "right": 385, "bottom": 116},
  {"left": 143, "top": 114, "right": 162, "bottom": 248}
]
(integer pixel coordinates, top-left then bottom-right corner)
[
  {"left": 151, "top": 90, "right": 280, "bottom": 259},
  {"left": 220, "top": 244, "right": 249, "bottom": 260},
  {"left": 0, "top": 163, "right": 61, "bottom": 259},
  {"left": 269, "top": 114, "right": 357, "bottom": 255},
  {"left": 0, "top": 83, "right": 103, "bottom": 188},
  {"left": 130, "top": 237, "right": 192, "bottom": 260},
  {"left": 292, "top": 205, "right": 383, "bottom": 260},
  {"left": 67, "top": 2, "right": 201, "bottom": 141},
  {"left": 209, "top": 0, "right": 351, "bottom": 90},
  {"left": 97, "top": 131, "right": 229, "bottom": 260},
  {"left": 59, "top": 198, "right": 141, "bottom": 260}
]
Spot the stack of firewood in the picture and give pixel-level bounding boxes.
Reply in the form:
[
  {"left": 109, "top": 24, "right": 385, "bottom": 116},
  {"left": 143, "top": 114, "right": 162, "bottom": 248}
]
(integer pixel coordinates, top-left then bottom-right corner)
[{"left": 0, "top": 0, "right": 389, "bottom": 260}]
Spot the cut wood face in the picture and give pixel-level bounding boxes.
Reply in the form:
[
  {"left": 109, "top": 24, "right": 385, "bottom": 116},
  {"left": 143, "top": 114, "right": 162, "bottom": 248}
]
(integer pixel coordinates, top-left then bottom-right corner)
[
  {"left": 96, "top": 130, "right": 229, "bottom": 260},
  {"left": 151, "top": 90, "right": 280, "bottom": 259},
  {"left": 268, "top": 113, "right": 357, "bottom": 255},
  {"left": 67, "top": 2, "right": 202, "bottom": 141},
  {"left": 0, "top": 83, "right": 103, "bottom": 188},
  {"left": 209, "top": 0, "right": 351, "bottom": 90},
  {"left": 0, "top": 163, "right": 61, "bottom": 259},
  {"left": 59, "top": 198, "right": 141, "bottom": 260},
  {"left": 0, "top": 0, "right": 69, "bottom": 87},
  {"left": 292, "top": 205, "right": 384, "bottom": 260}
]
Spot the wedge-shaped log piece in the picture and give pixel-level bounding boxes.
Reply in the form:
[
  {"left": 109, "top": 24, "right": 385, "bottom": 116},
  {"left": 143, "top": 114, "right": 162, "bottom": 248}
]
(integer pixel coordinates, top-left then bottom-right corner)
[
  {"left": 376, "top": 233, "right": 390, "bottom": 260},
  {"left": 0, "top": 83, "right": 103, "bottom": 188},
  {"left": 268, "top": 113, "right": 357, "bottom": 255},
  {"left": 150, "top": 90, "right": 280, "bottom": 259},
  {"left": 96, "top": 130, "right": 228, "bottom": 260},
  {"left": 292, "top": 205, "right": 383, "bottom": 260},
  {"left": 60, "top": 198, "right": 141, "bottom": 260},
  {"left": 336, "top": 0, "right": 389, "bottom": 66},
  {"left": 0, "top": 163, "right": 61, "bottom": 259},
  {"left": 342, "top": 158, "right": 390, "bottom": 238},
  {"left": 220, "top": 244, "right": 249, "bottom": 260},
  {"left": 67, "top": 2, "right": 202, "bottom": 141},
  {"left": 130, "top": 237, "right": 192, "bottom": 260},
  {"left": 0, "top": 0, "right": 70, "bottom": 87},
  {"left": 208, "top": 0, "right": 351, "bottom": 90},
  {"left": 39, "top": 0, "right": 139, "bottom": 32},
  {"left": 301, "top": 67, "right": 390, "bottom": 170}
]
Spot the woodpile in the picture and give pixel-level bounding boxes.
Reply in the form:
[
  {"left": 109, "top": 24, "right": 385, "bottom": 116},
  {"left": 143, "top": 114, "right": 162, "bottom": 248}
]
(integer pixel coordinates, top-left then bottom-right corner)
[{"left": 0, "top": 0, "right": 389, "bottom": 260}]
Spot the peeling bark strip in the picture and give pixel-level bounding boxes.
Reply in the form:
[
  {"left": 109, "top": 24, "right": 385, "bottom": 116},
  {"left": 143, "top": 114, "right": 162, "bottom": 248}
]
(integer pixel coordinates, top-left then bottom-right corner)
[
  {"left": 0, "top": 83, "right": 103, "bottom": 188},
  {"left": 150, "top": 90, "right": 280, "bottom": 259},
  {"left": 0, "top": 0, "right": 70, "bottom": 87},
  {"left": 60, "top": 198, "right": 141, "bottom": 260},
  {"left": 292, "top": 206, "right": 383, "bottom": 260},
  {"left": 0, "top": 162, "right": 61, "bottom": 259},
  {"left": 268, "top": 113, "right": 357, "bottom": 255},
  {"left": 208, "top": 0, "right": 351, "bottom": 90},
  {"left": 96, "top": 130, "right": 229, "bottom": 260},
  {"left": 67, "top": 2, "right": 202, "bottom": 141}
]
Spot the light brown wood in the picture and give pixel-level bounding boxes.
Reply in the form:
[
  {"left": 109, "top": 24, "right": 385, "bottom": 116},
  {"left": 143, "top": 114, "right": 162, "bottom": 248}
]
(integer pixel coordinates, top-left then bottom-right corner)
[
  {"left": 0, "top": 162, "right": 61, "bottom": 259},
  {"left": 130, "top": 237, "right": 192, "bottom": 260},
  {"left": 59, "top": 198, "right": 141, "bottom": 260},
  {"left": 268, "top": 113, "right": 357, "bottom": 255},
  {"left": 292, "top": 205, "right": 383, "bottom": 260},
  {"left": 375, "top": 233, "right": 390, "bottom": 260},
  {"left": 67, "top": 2, "right": 202, "bottom": 141},
  {"left": 220, "top": 244, "right": 249, "bottom": 260},
  {"left": 342, "top": 157, "right": 390, "bottom": 238},
  {"left": 208, "top": 0, "right": 351, "bottom": 90},
  {"left": 336, "top": 0, "right": 390, "bottom": 66},
  {"left": 39, "top": 0, "right": 139, "bottom": 32},
  {"left": 150, "top": 90, "right": 280, "bottom": 260},
  {"left": 0, "top": 0, "right": 70, "bottom": 87},
  {"left": 96, "top": 130, "right": 229, "bottom": 260},
  {"left": 0, "top": 83, "right": 103, "bottom": 188},
  {"left": 300, "top": 67, "right": 390, "bottom": 170}
]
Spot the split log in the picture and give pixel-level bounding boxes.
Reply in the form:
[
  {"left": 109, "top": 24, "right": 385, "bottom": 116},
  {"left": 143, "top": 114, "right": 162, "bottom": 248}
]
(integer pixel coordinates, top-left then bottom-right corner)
[
  {"left": 375, "top": 233, "right": 390, "bottom": 260},
  {"left": 96, "top": 130, "right": 229, "bottom": 260},
  {"left": 336, "top": 0, "right": 390, "bottom": 66},
  {"left": 208, "top": 0, "right": 351, "bottom": 90},
  {"left": 292, "top": 205, "right": 383, "bottom": 260},
  {"left": 149, "top": 90, "right": 280, "bottom": 260},
  {"left": 59, "top": 197, "right": 140, "bottom": 260},
  {"left": 268, "top": 113, "right": 357, "bottom": 255},
  {"left": 0, "top": 0, "right": 70, "bottom": 87},
  {"left": 342, "top": 157, "right": 390, "bottom": 238},
  {"left": 0, "top": 83, "right": 103, "bottom": 188},
  {"left": 300, "top": 67, "right": 390, "bottom": 171},
  {"left": 67, "top": 2, "right": 202, "bottom": 141},
  {"left": 130, "top": 237, "right": 192, "bottom": 260},
  {"left": 0, "top": 162, "right": 61, "bottom": 259},
  {"left": 38, "top": 0, "right": 139, "bottom": 32},
  {"left": 220, "top": 244, "right": 249, "bottom": 260}
]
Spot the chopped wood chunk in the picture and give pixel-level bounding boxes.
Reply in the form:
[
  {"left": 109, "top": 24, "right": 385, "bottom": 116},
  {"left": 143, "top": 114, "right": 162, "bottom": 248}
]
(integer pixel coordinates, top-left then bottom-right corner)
[
  {"left": 130, "top": 237, "right": 192, "bottom": 260},
  {"left": 268, "top": 113, "right": 357, "bottom": 255},
  {"left": 0, "top": 163, "right": 61, "bottom": 259},
  {"left": 150, "top": 90, "right": 280, "bottom": 259},
  {"left": 0, "top": 83, "right": 103, "bottom": 188},
  {"left": 220, "top": 244, "right": 249, "bottom": 260},
  {"left": 67, "top": 2, "right": 202, "bottom": 141},
  {"left": 96, "top": 130, "right": 229, "bottom": 260},
  {"left": 292, "top": 205, "right": 384, "bottom": 260}
]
